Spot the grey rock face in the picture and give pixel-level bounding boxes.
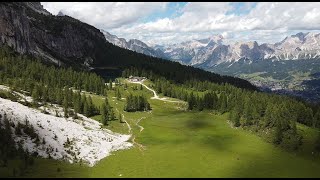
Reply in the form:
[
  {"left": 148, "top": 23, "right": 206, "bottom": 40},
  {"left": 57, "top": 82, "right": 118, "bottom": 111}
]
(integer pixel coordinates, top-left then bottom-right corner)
[
  {"left": 102, "top": 30, "right": 166, "bottom": 59},
  {"left": 0, "top": 2, "right": 110, "bottom": 68}
]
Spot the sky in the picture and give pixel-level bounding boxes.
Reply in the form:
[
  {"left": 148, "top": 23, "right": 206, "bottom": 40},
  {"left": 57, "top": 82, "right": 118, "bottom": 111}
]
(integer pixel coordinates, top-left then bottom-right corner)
[{"left": 41, "top": 2, "right": 320, "bottom": 46}]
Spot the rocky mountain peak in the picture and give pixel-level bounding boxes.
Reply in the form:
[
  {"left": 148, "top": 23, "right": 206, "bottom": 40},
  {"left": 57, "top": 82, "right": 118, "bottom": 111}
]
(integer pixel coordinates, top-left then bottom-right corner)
[
  {"left": 57, "top": 11, "right": 65, "bottom": 16},
  {"left": 24, "top": 2, "right": 51, "bottom": 15},
  {"left": 292, "top": 32, "right": 308, "bottom": 41}
]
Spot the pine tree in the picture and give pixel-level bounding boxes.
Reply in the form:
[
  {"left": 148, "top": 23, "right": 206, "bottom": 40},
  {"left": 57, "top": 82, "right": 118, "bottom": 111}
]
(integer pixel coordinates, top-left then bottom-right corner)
[
  {"left": 263, "top": 103, "right": 274, "bottom": 128},
  {"left": 63, "top": 96, "right": 68, "bottom": 118},
  {"left": 273, "top": 123, "right": 283, "bottom": 145},
  {"left": 188, "top": 92, "right": 196, "bottom": 110},
  {"left": 56, "top": 88, "right": 62, "bottom": 105},
  {"left": 42, "top": 86, "right": 48, "bottom": 103},
  {"left": 144, "top": 97, "right": 151, "bottom": 111},
  {"left": 230, "top": 108, "right": 240, "bottom": 127},
  {"left": 109, "top": 109, "right": 115, "bottom": 121},
  {"left": 31, "top": 85, "right": 40, "bottom": 105},
  {"left": 196, "top": 95, "right": 204, "bottom": 111},
  {"left": 73, "top": 92, "right": 81, "bottom": 114},
  {"left": 80, "top": 94, "right": 87, "bottom": 114},
  {"left": 219, "top": 93, "right": 227, "bottom": 114},
  {"left": 87, "top": 96, "right": 94, "bottom": 117},
  {"left": 100, "top": 103, "right": 109, "bottom": 126},
  {"left": 243, "top": 96, "right": 253, "bottom": 125}
]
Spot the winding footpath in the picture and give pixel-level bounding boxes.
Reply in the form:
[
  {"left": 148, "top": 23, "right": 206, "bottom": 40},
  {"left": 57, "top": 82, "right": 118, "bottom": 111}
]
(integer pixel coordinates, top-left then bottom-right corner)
[
  {"left": 136, "top": 117, "right": 146, "bottom": 133},
  {"left": 127, "top": 80, "right": 183, "bottom": 103},
  {"left": 115, "top": 108, "right": 131, "bottom": 134},
  {"left": 115, "top": 107, "right": 146, "bottom": 152}
]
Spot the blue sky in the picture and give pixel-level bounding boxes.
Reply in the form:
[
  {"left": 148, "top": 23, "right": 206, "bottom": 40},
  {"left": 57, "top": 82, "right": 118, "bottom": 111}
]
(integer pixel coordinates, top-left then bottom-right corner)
[
  {"left": 41, "top": 2, "right": 320, "bottom": 45},
  {"left": 227, "top": 2, "right": 257, "bottom": 15},
  {"left": 140, "top": 2, "right": 187, "bottom": 23}
]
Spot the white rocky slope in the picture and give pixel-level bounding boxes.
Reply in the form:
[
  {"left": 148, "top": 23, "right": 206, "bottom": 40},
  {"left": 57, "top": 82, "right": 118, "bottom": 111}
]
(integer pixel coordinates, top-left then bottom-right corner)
[{"left": 0, "top": 86, "right": 132, "bottom": 167}]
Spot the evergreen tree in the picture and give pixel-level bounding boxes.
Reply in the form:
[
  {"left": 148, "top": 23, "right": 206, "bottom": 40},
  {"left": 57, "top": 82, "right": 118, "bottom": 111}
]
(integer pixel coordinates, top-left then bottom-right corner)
[
  {"left": 230, "top": 108, "right": 240, "bottom": 127},
  {"left": 188, "top": 92, "right": 196, "bottom": 110},
  {"left": 87, "top": 96, "right": 94, "bottom": 117},
  {"left": 42, "top": 86, "right": 48, "bottom": 103},
  {"left": 56, "top": 88, "right": 63, "bottom": 105},
  {"left": 109, "top": 109, "right": 115, "bottom": 121},
  {"left": 63, "top": 96, "right": 68, "bottom": 118},
  {"left": 124, "top": 94, "right": 151, "bottom": 112},
  {"left": 219, "top": 93, "right": 227, "bottom": 114},
  {"left": 313, "top": 109, "right": 320, "bottom": 128},
  {"left": 80, "top": 94, "right": 87, "bottom": 114},
  {"left": 243, "top": 96, "right": 253, "bottom": 125},
  {"left": 116, "top": 88, "right": 121, "bottom": 100},
  {"left": 100, "top": 103, "right": 109, "bottom": 126},
  {"left": 73, "top": 92, "right": 81, "bottom": 114},
  {"left": 31, "top": 85, "right": 40, "bottom": 105}
]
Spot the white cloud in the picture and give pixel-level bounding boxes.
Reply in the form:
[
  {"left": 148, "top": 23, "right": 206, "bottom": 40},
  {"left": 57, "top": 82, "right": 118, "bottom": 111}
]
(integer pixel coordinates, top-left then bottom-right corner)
[
  {"left": 41, "top": 2, "right": 320, "bottom": 45},
  {"left": 41, "top": 2, "right": 168, "bottom": 29}
]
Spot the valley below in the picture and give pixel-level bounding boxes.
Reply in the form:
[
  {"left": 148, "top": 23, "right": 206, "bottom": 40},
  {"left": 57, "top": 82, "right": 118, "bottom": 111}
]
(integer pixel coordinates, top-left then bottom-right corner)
[{"left": 202, "top": 59, "right": 320, "bottom": 103}]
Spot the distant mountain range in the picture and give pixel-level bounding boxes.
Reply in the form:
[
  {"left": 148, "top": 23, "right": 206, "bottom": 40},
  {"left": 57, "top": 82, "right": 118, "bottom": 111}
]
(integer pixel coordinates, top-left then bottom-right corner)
[{"left": 103, "top": 31, "right": 320, "bottom": 68}]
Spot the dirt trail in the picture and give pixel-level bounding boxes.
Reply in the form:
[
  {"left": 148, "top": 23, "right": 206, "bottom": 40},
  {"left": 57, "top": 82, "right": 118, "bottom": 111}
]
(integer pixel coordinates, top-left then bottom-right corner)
[
  {"left": 136, "top": 117, "right": 146, "bottom": 132},
  {"left": 115, "top": 108, "right": 131, "bottom": 134},
  {"left": 127, "top": 80, "right": 182, "bottom": 103},
  {"left": 115, "top": 108, "right": 145, "bottom": 152}
]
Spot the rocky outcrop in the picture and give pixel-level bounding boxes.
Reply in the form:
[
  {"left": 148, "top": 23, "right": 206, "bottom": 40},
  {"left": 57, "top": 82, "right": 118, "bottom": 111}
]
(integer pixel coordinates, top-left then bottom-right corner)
[{"left": 0, "top": 2, "right": 110, "bottom": 68}]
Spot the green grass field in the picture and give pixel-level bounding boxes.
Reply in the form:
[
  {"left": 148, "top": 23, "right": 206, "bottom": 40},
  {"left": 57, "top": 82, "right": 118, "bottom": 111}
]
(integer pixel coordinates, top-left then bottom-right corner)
[{"left": 1, "top": 78, "right": 320, "bottom": 178}]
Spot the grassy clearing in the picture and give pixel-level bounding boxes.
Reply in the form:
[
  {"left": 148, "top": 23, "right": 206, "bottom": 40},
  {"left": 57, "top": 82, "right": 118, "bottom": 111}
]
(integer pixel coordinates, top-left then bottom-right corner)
[{"left": 1, "top": 78, "right": 320, "bottom": 177}]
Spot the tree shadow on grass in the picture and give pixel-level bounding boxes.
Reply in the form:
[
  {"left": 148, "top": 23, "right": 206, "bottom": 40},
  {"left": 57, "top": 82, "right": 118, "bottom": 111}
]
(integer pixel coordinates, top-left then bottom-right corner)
[
  {"left": 184, "top": 112, "right": 214, "bottom": 130},
  {"left": 182, "top": 113, "right": 241, "bottom": 152},
  {"left": 186, "top": 117, "right": 210, "bottom": 129}
]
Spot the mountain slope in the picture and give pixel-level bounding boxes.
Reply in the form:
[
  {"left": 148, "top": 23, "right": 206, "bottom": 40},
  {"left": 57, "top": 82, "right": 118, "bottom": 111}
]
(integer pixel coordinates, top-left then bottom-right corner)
[{"left": 0, "top": 2, "right": 113, "bottom": 68}]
